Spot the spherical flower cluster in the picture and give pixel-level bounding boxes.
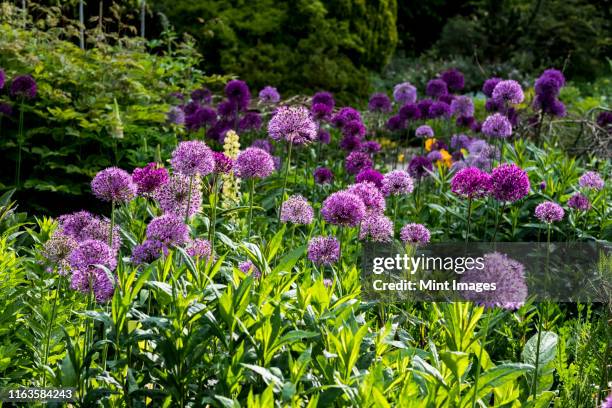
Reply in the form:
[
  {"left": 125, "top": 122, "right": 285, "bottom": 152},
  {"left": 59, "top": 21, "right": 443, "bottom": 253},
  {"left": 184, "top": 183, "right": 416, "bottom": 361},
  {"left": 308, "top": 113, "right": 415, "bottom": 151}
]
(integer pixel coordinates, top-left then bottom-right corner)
[
  {"left": 280, "top": 195, "right": 314, "bottom": 225},
  {"left": 356, "top": 168, "right": 383, "bottom": 188},
  {"left": 238, "top": 112, "right": 263, "bottom": 132},
  {"left": 535, "top": 201, "right": 564, "bottom": 223},
  {"left": 186, "top": 238, "right": 213, "bottom": 260},
  {"left": 154, "top": 174, "right": 203, "bottom": 219},
  {"left": 0, "top": 102, "right": 12, "bottom": 117},
  {"left": 321, "top": 191, "right": 366, "bottom": 227},
  {"left": 359, "top": 214, "right": 394, "bottom": 242},
  {"left": 450, "top": 96, "right": 474, "bottom": 118},
  {"left": 171, "top": 140, "right": 215, "bottom": 177},
  {"left": 259, "top": 86, "right": 280, "bottom": 104},
  {"left": 312, "top": 91, "right": 335, "bottom": 109},
  {"left": 578, "top": 171, "right": 604, "bottom": 190},
  {"left": 69, "top": 240, "right": 116, "bottom": 303},
  {"left": 188, "top": 106, "right": 216, "bottom": 129},
  {"left": 360, "top": 141, "right": 381, "bottom": 154},
  {"left": 426, "top": 79, "right": 448, "bottom": 98},
  {"left": 345, "top": 151, "right": 373, "bottom": 175},
  {"left": 313, "top": 167, "right": 334, "bottom": 185},
  {"left": 451, "top": 134, "right": 472, "bottom": 150},
  {"left": 482, "top": 113, "right": 512, "bottom": 138},
  {"left": 461, "top": 252, "right": 527, "bottom": 309},
  {"left": 441, "top": 68, "right": 465, "bottom": 91},
  {"left": 42, "top": 232, "right": 78, "bottom": 275},
  {"left": 167, "top": 106, "right": 186, "bottom": 125},
  {"left": 131, "top": 240, "right": 164, "bottom": 265},
  {"left": 533, "top": 69, "right": 566, "bottom": 117},
  {"left": 368, "top": 93, "right": 392, "bottom": 113},
  {"left": 396, "top": 104, "right": 419, "bottom": 123},
  {"left": 91, "top": 167, "right": 137, "bottom": 203},
  {"left": 268, "top": 106, "right": 317, "bottom": 145},
  {"left": 342, "top": 119, "right": 366, "bottom": 138},
  {"left": 381, "top": 170, "right": 414, "bottom": 196},
  {"left": 307, "top": 236, "right": 340, "bottom": 266},
  {"left": 491, "top": 164, "right": 530, "bottom": 202},
  {"left": 417, "top": 99, "right": 433, "bottom": 117},
  {"left": 340, "top": 135, "right": 361, "bottom": 152},
  {"left": 393, "top": 82, "right": 417, "bottom": 105},
  {"left": 235, "top": 147, "right": 275, "bottom": 179},
  {"left": 132, "top": 163, "right": 169, "bottom": 196},
  {"left": 347, "top": 182, "right": 386, "bottom": 214},
  {"left": 415, "top": 125, "right": 434, "bottom": 138},
  {"left": 428, "top": 101, "right": 451, "bottom": 118},
  {"left": 239, "top": 260, "right": 261, "bottom": 278},
  {"left": 191, "top": 88, "right": 211, "bottom": 104},
  {"left": 10, "top": 74, "right": 37, "bottom": 99},
  {"left": 386, "top": 115, "right": 404, "bottom": 132},
  {"left": 58, "top": 211, "right": 121, "bottom": 255},
  {"left": 146, "top": 214, "right": 189, "bottom": 246},
  {"left": 218, "top": 100, "right": 238, "bottom": 118},
  {"left": 213, "top": 152, "right": 233, "bottom": 174},
  {"left": 567, "top": 193, "right": 591, "bottom": 211},
  {"left": 601, "top": 393, "right": 612, "bottom": 408},
  {"left": 400, "top": 223, "right": 430, "bottom": 245},
  {"left": 427, "top": 150, "right": 443, "bottom": 163},
  {"left": 596, "top": 111, "right": 612, "bottom": 131},
  {"left": 408, "top": 156, "right": 433, "bottom": 180},
  {"left": 311, "top": 103, "right": 332, "bottom": 121},
  {"left": 492, "top": 80, "right": 524, "bottom": 104},
  {"left": 225, "top": 79, "right": 251, "bottom": 110},
  {"left": 482, "top": 77, "right": 502, "bottom": 97},
  {"left": 331, "top": 107, "right": 362, "bottom": 129},
  {"left": 451, "top": 167, "right": 492, "bottom": 199}
]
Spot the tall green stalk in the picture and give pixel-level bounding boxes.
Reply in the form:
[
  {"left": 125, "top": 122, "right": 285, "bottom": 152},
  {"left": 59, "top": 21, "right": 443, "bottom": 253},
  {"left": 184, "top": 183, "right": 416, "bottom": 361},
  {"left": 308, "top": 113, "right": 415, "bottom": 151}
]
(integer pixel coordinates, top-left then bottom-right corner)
[
  {"left": 185, "top": 175, "right": 194, "bottom": 224},
  {"left": 15, "top": 99, "right": 25, "bottom": 188},
  {"left": 247, "top": 178, "right": 255, "bottom": 237},
  {"left": 42, "top": 277, "right": 62, "bottom": 387},
  {"left": 471, "top": 309, "right": 493, "bottom": 408},
  {"left": 209, "top": 174, "right": 218, "bottom": 253},
  {"left": 278, "top": 141, "right": 293, "bottom": 221},
  {"left": 466, "top": 197, "right": 473, "bottom": 243}
]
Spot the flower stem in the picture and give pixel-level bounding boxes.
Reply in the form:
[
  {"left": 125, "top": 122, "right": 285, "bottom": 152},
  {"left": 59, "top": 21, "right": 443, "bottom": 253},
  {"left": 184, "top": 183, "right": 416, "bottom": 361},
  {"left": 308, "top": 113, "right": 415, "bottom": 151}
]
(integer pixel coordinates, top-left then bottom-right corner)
[
  {"left": 466, "top": 197, "right": 473, "bottom": 243},
  {"left": 109, "top": 201, "right": 115, "bottom": 249},
  {"left": 42, "top": 277, "right": 62, "bottom": 387},
  {"left": 278, "top": 141, "right": 293, "bottom": 222},
  {"left": 247, "top": 178, "right": 255, "bottom": 237},
  {"left": 185, "top": 175, "right": 194, "bottom": 224},
  {"left": 471, "top": 309, "right": 492, "bottom": 408},
  {"left": 15, "top": 99, "right": 25, "bottom": 188},
  {"left": 209, "top": 174, "right": 218, "bottom": 253},
  {"left": 492, "top": 203, "right": 505, "bottom": 242}
]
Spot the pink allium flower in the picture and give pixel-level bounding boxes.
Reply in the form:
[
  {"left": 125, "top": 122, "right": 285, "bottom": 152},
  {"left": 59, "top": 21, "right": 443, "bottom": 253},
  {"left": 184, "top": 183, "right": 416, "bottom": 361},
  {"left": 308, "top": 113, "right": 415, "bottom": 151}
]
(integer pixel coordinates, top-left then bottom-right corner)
[
  {"left": 280, "top": 195, "right": 314, "bottom": 225},
  {"left": 400, "top": 223, "right": 430, "bottom": 245},
  {"left": 490, "top": 163, "right": 530, "bottom": 202},
  {"left": 451, "top": 167, "right": 492, "bottom": 199},
  {"left": 359, "top": 214, "right": 394, "bottom": 242},
  {"left": 308, "top": 236, "right": 340, "bottom": 266},
  {"left": 535, "top": 201, "right": 564, "bottom": 223}
]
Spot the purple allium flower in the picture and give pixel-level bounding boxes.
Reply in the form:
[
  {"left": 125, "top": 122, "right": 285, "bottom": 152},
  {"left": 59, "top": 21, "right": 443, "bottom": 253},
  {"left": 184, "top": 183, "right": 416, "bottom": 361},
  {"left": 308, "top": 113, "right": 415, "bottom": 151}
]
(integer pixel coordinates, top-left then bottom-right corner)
[
  {"left": 441, "top": 68, "right": 465, "bottom": 91},
  {"left": 386, "top": 115, "right": 405, "bottom": 131},
  {"left": 381, "top": 170, "right": 414, "bottom": 196},
  {"left": 331, "top": 107, "right": 362, "bottom": 129},
  {"left": 171, "top": 140, "right": 215, "bottom": 177},
  {"left": 482, "top": 113, "right": 512, "bottom": 138},
  {"left": 10, "top": 74, "right": 37, "bottom": 99},
  {"left": 457, "top": 115, "right": 476, "bottom": 129},
  {"left": 238, "top": 111, "right": 263, "bottom": 132},
  {"left": 42, "top": 232, "right": 78, "bottom": 275},
  {"left": 485, "top": 98, "right": 503, "bottom": 112},
  {"left": 307, "top": 236, "right": 340, "bottom": 266},
  {"left": 451, "top": 134, "right": 472, "bottom": 150},
  {"left": 213, "top": 151, "right": 233, "bottom": 174},
  {"left": 0, "top": 102, "right": 12, "bottom": 117},
  {"left": 347, "top": 181, "right": 386, "bottom": 214},
  {"left": 183, "top": 101, "right": 200, "bottom": 115},
  {"left": 393, "top": 82, "right": 418, "bottom": 105},
  {"left": 461, "top": 252, "right": 527, "bottom": 310},
  {"left": 535, "top": 75, "right": 562, "bottom": 100},
  {"left": 191, "top": 87, "right": 212, "bottom": 104},
  {"left": 239, "top": 260, "right": 260, "bottom": 278},
  {"left": 415, "top": 125, "right": 434, "bottom": 138},
  {"left": 321, "top": 191, "right": 366, "bottom": 227},
  {"left": 251, "top": 139, "right": 273, "bottom": 153},
  {"left": 427, "top": 150, "right": 443, "bottom": 162},
  {"left": 345, "top": 151, "right": 373, "bottom": 175},
  {"left": 439, "top": 94, "right": 455, "bottom": 105},
  {"left": 280, "top": 195, "right": 314, "bottom": 225},
  {"left": 342, "top": 119, "right": 366, "bottom": 139},
  {"left": 0, "top": 69, "right": 4, "bottom": 89},
  {"left": 186, "top": 238, "right": 213, "bottom": 260},
  {"left": 268, "top": 106, "right": 317, "bottom": 145},
  {"left": 428, "top": 101, "right": 451, "bottom": 119},
  {"left": 417, "top": 99, "right": 433, "bottom": 117},
  {"left": 259, "top": 86, "right": 280, "bottom": 104},
  {"left": 146, "top": 214, "right": 189, "bottom": 246},
  {"left": 362, "top": 135, "right": 385, "bottom": 153},
  {"left": 225, "top": 79, "right": 250, "bottom": 110},
  {"left": 490, "top": 163, "right": 530, "bottom": 202},
  {"left": 426, "top": 79, "right": 448, "bottom": 98},
  {"left": 167, "top": 106, "right": 185, "bottom": 125},
  {"left": 235, "top": 147, "right": 275, "bottom": 179},
  {"left": 317, "top": 129, "right": 331, "bottom": 144},
  {"left": 323, "top": 278, "right": 333, "bottom": 288},
  {"left": 356, "top": 168, "right": 383, "bottom": 188},
  {"left": 69, "top": 240, "right": 116, "bottom": 302},
  {"left": 154, "top": 174, "right": 203, "bottom": 218},
  {"left": 311, "top": 103, "right": 333, "bottom": 121},
  {"left": 567, "top": 193, "right": 591, "bottom": 211},
  {"left": 169, "top": 91, "right": 184, "bottom": 102},
  {"left": 482, "top": 77, "right": 502, "bottom": 98},
  {"left": 579, "top": 171, "right": 605, "bottom": 190},
  {"left": 400, "top": 223, "right": 430, "bottom": 245},
  {"left": 359, "top": 214, "right": 394, "bottom": 242},
  {"left": 132, "top": 163, "right": 169, "bottom": 196},
  {"left": 540, "top": 68, "right": 565, "bottom": 88},
  {"left": 539, "top": 181, "right": 546, "bottom": 190},
  {"left": 91, "top": 167, "right": 137, "bottom": 203},
  {"left": 313, "top": 167, "right": 334, "bottom": 184},
  {"left": 451, "top": 167, "right": 492, "bottom": 199},
  {"left": 408, "top": 156, "right": 433, "bottom": 180},
  {"left": 492, "top": 80, "right": 524, "bottom": 105},
  {"left": 368, "top": 92, "right": 392, "bottom": 113},
  {"left": 185, "top": 106, "right": 217, "bottom": 131},
  {"left": 535, "top": 200, "right": 564, "bottom": 223},
  {"left": 399, "top": 103, "right": 421, "bottom": 122},
  {"left": 131, "top": 239, "right": 164, "bottom": 265},
  {"left": 57, "top": 212, "right": 121, "bottom": 255},
  {"left": 58, "top": 211, "right": 95, "bottom": 237},
  {"left": 596, "top": 111, "right": 612, "bottom": 130},
  {"left": 217, "top": 100, "right": 238, "bottom": 119},
  {"left": 312, "top": 91, "right": 335, "bottom": 109},
  {"left": 450, "top": 95, "right": 474, "bottom": 118}
]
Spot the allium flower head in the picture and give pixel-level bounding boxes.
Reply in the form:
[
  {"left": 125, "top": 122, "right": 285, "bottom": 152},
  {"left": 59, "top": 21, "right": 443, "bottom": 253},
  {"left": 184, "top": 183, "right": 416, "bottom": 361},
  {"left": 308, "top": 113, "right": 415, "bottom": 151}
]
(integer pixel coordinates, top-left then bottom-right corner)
[
  {"left": 312, "top": 91, "right": 335, "bottom": 109},
  {"left": 428, "top": 101, "right": 451, "bottom": 118},
  {"left": 191, "top": 87, "right": 212, "bottom": 104},
  {"left": 171, "top": 140, "right": 215, "bottom": 177},
  {"left": 154, "top": 174, "right": 203, "bottom": 218},
  {"left": 491, "top": 163, "right": 530, "bottom": 202},
  {"left": 451, "top": 167, "right": 492, "bottom": 198},
  {"left": 58, "top": 211, "right": 96, "bottom": 237},
  {"left": 313, "top": 167, "right": 334, "bottom": 184},
  {"left": 235, "top": 147, "right": 275, "bottom": 179},
  {"left": 359, "top": 214, "right": 394, "bottom": 242},
  {"left": 427, "top": 150, "right": 443, "bottom": 162},
  {"left": 0, "top": 102, "right": 12, "bottom": 117},
  {"left": 42, "top": 232, "right": 78, "bottom": 275},
  {"left": 601, "top": 393, "right": 612, "bottom": 408},
  {"left": 268, "top": 106, "right": 317, "bottom": 145},
  {"left": 400, "top": 223, "right": 430, "bottom": 245},
  {"left": 311, "top": 103, "right": 333, "bottom": 121},
  {"left": 386, "top": 115, "right": 405, "bottom": 131},
  {"left": 238, "top": 111, "right": 263, "bottom": 132},
  {"left": 356, "top": 168, "right": 383, "bottom": 188},
  {"left": 131, "top": 240, "right": 164, "bottom": 265},
  {"left": 347, "top": 182, "right": 386, "bottom": 214},
  {"left": 259, "top": 86, "right": 280, "bottom": 104},
  {"left": 251, "top": 139, "right": 273, "bottom": 154},
  {"left": 167, "top": 106, "right": 185, "bottom": 125},
  {"left": 399, "top": 103, "right": 421, "bottom": 122},
  {"left": 321, "top": 191, "right": 366, "bottom": 227},
  {"left": 578, "top": 171, "right": 604, "bottom": 190},
  {"left": 280, "top": 195, "right": 314, "bottom": 225},
  {"left": 342, "top": 119, "right": 366, "bottom": 138},
  {"left": 368, "top": 93, "right": 392, "bottom": 113},
  {"left": 10, "top": 74, "right": 37, "bottom": 99},
  {"left": 323, "top": 278, "right": 333, "bottom": 288},
  {"left": 482, "top": 113, "right": 512, "bottom": 138},
  {"left": 308, "top": 236, "right": 340, "bottom": 265},
  {"left": 381, "top": 170, "right": 414, "bottom": 196},
  {"left": 450, "top": 95, "right": 474, "bottom": 118},
  {"left": 417, "top": 99, "right": 433, "bottom": 117},
  {"left": 239, "top": 260, "right": 261, "bottom": 278},
  {"left": 451, "top": 134, "right": 472, "bottom": 150},
  {"left": 456, "top": 114, "right": 476, "bottom": 129},
  {"left": 393, "top": 82, "right": 417, "bottom": 105},
  {"left": 596, "top": 111, "right": 612, "bottom": 131},
  {"left": 535, "top": 201, "right": 564, "bottom": 223},
  {"left": 461, "top": 252, "right": 527, "bottom": 310},
  {"left": 441, "top": 68, "right": 465, "bottom": 91},
  {"left": 408, "top": 156, "right": 433, "bottom": 180},
  {"left": 146, "top": 214, "right": 189, "bottom": 247},
  {"left": 218, "top": 100, "right": 238, "bottom": 118},
  {"left": 186, "top": 238, "right": 213, "bottom": 260},
  {"left": 492, "top": 80, "right": 524, "bottom": 104},
  {"left": 415, "top": 125, "right": 434, "bottom": 138},
  {"left": 360, "top": 141, "right": 381, "bottom": 154},
  {"left": 331, "top": 107, "right": 362, "bottom": 129},
  {"left": 482, "top": 77, "right": 502, "bottom": 98},
  {"left": 567, "top": 193, "right": 591, "bottom": 211},
  {"left": 91, "top": 167, "right": 137, "bottom": 203},
  {"left": 132, "top": 163, "right": 169, "bottom": 196},
  {"left": 185, "top": 106, "right": 217, "bottom": 131},
  {"left": 345, "top": 151, "right": 373, "bottom": 175},
  {"left": 69, "top": 240, "right": 117, "bottom": 302},
  {"left": 225, "top": 79, "right": 251, "bottom": 110},
  {"left": 213, "top": 152, "right": 233, "bottom": 174},
  {"left": 426, "top": 79, "right": 448, "bottom": 98}
]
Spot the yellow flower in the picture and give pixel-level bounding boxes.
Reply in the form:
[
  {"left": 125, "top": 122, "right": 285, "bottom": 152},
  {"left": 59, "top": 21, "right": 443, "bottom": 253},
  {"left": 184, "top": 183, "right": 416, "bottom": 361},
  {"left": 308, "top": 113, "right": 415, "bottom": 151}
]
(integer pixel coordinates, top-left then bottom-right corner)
[
  {"left": 439, "top": 149, "right": 453, "bottom": 168},
  {"left": 425, "top": 138, "right": 437, "bottom": 152}
]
